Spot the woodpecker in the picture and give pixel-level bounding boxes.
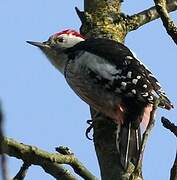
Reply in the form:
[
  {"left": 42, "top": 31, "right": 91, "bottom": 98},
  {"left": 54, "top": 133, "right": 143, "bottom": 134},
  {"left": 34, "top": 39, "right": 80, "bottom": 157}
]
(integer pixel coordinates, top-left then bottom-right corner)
[{"left": 27, "top": 29, "right": 173, "bottom": 169}]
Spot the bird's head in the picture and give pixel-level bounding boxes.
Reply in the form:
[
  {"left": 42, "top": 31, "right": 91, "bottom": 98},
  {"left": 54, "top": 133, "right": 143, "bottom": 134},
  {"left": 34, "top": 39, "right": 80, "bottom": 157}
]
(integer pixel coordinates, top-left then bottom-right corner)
[
  {"left": 27, "top": 29, "right": 85, "bottom": 73},
  {"left": 27, "top": 29, "right": 85, "bottom": 51}
]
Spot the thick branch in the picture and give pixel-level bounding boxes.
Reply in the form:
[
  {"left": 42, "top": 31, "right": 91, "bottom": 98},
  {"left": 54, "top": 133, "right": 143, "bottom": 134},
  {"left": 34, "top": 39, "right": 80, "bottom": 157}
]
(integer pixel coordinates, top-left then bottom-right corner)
[
  {"left": 91, "top": 110, "right": 126, "bottom": 180},
  {"left": 154, "top": 0, "right": 177, "bottom": 44},
  {"left": 127, "top": 0, "right": 177, "bottom": 31},
  {"left": 80, "top": 0, "right": 177, "bottom": 179},
  {"left": 84, "top": 0, "right": 122, "bottom": 12},
  {"left": 2, "top": 138, "right": 97, "bottom": 180},
  {"left": 82, "top": 0, "right": 126, "bottom": 43}
]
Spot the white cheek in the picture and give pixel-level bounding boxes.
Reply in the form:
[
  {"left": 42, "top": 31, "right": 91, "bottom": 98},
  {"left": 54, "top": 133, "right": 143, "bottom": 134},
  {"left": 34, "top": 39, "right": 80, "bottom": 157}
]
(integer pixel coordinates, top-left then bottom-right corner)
[{"left": 60, "top": 34, "right": 85, "bottom": 48}]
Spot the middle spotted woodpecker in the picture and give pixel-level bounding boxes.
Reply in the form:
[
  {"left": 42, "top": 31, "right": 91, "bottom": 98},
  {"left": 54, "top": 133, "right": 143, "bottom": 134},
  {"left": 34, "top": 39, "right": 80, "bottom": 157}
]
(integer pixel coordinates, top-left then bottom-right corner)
[{"left": 27, "top": 29, "right": 173, "bottom": 169}]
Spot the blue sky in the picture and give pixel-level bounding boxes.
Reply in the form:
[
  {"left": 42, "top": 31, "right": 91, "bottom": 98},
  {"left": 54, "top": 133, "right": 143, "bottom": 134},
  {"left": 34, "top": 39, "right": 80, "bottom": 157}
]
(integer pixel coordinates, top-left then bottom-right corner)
[{"left": 0, "top": 1, "right": 177, "bottom": 179}]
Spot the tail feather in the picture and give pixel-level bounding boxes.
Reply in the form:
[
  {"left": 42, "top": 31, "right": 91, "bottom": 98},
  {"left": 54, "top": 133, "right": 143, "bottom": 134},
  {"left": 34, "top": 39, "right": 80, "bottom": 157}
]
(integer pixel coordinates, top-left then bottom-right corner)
[{"left": 116, "top": 122, "right": 141, "bottom": 169}]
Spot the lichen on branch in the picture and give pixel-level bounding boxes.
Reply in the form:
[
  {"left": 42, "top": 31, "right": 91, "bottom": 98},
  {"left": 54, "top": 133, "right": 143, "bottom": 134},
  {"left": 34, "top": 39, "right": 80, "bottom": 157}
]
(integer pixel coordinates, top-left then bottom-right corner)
[
  {"left": 154, "top": 0, "right": 177, "bottom": 44},
  {"left": 2, "top": 137, "right": 97, "bottom": 180}
]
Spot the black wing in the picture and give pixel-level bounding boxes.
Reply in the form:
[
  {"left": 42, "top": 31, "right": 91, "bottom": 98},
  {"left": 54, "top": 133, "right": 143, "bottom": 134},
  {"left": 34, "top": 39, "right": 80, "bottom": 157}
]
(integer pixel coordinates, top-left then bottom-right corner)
[{"left": 66, "top": 38, "right": 173, "bottom": 110}]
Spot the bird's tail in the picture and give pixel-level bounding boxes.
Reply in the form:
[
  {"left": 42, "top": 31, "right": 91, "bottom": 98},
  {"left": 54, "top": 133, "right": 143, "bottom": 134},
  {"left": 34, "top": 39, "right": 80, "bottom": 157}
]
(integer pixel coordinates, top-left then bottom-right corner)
[{"left": 116, "top": 122, "right": 141, "bottom": 169}]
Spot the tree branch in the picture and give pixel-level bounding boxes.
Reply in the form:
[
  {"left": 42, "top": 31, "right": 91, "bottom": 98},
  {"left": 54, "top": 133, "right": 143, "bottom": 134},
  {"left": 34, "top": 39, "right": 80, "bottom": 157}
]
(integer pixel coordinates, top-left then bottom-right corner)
[
  {"left": 2, "top": 138, "right": 97, "bottom": 180},
  {"left": 161, "top": 117, "right": 177, "bottom": 180},
  {"left": 13, "top": 162, "right": 31, "bottom": 180},
  {"left": 154, "top": 0, "right": 177, "bottom": 44},
  {"left": 161, "top": 117, "right": 177, "bottom": 137},
  {"left": 84, "top": 0, "right": 122, "bottom": 12},
  {"left": 81, "top": 1, "right": 169, "bottom": 179},
  {"left": 127, "top": 0, "right": 177, "bottom": 31},
  {"left": 91, "top": 110, "right": 125, "bottom": 180}
]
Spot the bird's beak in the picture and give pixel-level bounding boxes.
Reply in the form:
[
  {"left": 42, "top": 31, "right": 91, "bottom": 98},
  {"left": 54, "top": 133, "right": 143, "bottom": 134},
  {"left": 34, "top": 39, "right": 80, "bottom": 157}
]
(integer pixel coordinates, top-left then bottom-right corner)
[{"left": 26, "top": 41, "right": 49, "bottom": 48}]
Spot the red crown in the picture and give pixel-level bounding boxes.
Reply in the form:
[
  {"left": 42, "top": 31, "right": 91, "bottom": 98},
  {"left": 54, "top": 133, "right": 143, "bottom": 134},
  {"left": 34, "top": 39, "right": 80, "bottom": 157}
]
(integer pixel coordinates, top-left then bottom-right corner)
[{"left": 53, "top": 29, "right": 86, "bottom": 39}]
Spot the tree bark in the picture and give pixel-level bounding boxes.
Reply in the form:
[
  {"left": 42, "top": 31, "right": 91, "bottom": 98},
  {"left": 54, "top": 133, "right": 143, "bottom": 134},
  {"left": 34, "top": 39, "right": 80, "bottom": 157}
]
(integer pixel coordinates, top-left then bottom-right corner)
[
  {"left": 79, "top": 0, "right": 177, "bottom": 179},
  {"left": 82, "top": 1, "right": 138, "bottom": 179}
]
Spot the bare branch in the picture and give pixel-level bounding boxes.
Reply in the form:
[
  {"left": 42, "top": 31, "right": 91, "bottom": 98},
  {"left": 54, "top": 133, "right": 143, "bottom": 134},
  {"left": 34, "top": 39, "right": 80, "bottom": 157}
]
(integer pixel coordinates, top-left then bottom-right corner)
[
  {"left": 161, "top": 117, "right": 177, "bottom": 180},
  {"left": 161, "top": 117, "right": 177, "bottom": 137},
  {"left": 2, "top": 138, "right": 97, "bottom": 180},
  {"left": 41, "top": 162, "right": 77, "bottom": 180},
  {"left": 127, "top": 0, "right": 177, "bottom": 31},
  {"left": 154, "top": 0, "right": 177, "bottom": 44},
  {"left": 13, "top": 162, "right": 31, "bottom": 180}
]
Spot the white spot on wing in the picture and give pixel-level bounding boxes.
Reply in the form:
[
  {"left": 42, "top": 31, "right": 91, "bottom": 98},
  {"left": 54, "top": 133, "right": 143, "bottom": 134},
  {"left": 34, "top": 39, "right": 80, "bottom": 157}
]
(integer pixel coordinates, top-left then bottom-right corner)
[
  {"left": 143, "top": 84, "right": 148, "bottom": 88},
  {"left": 137, "top": 76, "right": 141, "bottom": 79},
  {"left": 127, "top": 71, "right": 132, "bottom": 78},
  {"left": 151, "top": 90, "right": 159, "bottom": 98},
  {"left": 121, "top": 82, "right": 127, "bottom": 87},
  {"left": 132, "top": 89, "right": 136, "bottom": 94},
  {"left": 125, "top": 56, "right": 133, "bottom": 60},
  {"left": 142, "top": 92, "right": 149, "bottom": 97},
  {"left": 121, "top": 82, "right": 127, "bottom": 90},
  {"left": 132, "top": 79, "right": 138, "bottom": 84},
  {"left": 156, "top": 81, "right": 161, "bottom": 87},
  {"left": 148, "top": 96, "right": 154, "bottom": 101},
  {"left": 149, "top": 74, "right": 155, "bottom": 78}
]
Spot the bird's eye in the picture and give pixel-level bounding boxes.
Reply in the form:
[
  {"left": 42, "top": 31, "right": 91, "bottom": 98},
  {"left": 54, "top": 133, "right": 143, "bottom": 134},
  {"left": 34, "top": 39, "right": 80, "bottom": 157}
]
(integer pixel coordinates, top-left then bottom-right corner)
[{"left": 57, "top": 37, "right": 64, "bottom": 43}]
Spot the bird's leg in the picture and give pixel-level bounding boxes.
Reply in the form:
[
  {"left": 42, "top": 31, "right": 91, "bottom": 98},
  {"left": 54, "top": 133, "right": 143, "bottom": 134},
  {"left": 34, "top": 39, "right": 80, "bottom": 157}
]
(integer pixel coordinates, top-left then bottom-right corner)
[{"left": 85, "top": 119, "right": 93, "bottom": 140}]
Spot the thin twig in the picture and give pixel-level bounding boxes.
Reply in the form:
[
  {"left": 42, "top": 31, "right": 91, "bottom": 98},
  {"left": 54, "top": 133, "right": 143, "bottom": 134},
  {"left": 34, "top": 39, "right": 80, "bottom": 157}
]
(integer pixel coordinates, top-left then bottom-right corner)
[
  {"left": 161, "top": 117, "right": 177, "bottom": 180},
  {"left": 161, "top": 117, "right": 177, "bottom": 137},
  {"left": 127, "top": 0, "right": 177, "bottom": 31},
  {"left": 13, "top": 162, "right": 31, "bottom": 180},
  {"left": 154, "top": 0, "right": 177, "bottom": 44}
]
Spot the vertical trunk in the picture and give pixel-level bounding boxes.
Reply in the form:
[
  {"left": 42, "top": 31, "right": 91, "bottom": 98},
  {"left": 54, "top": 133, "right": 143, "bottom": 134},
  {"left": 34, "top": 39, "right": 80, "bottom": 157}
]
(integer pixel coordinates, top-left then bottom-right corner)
[{"left": 80, "top": 0, "right": 142, "bottom": 179}]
